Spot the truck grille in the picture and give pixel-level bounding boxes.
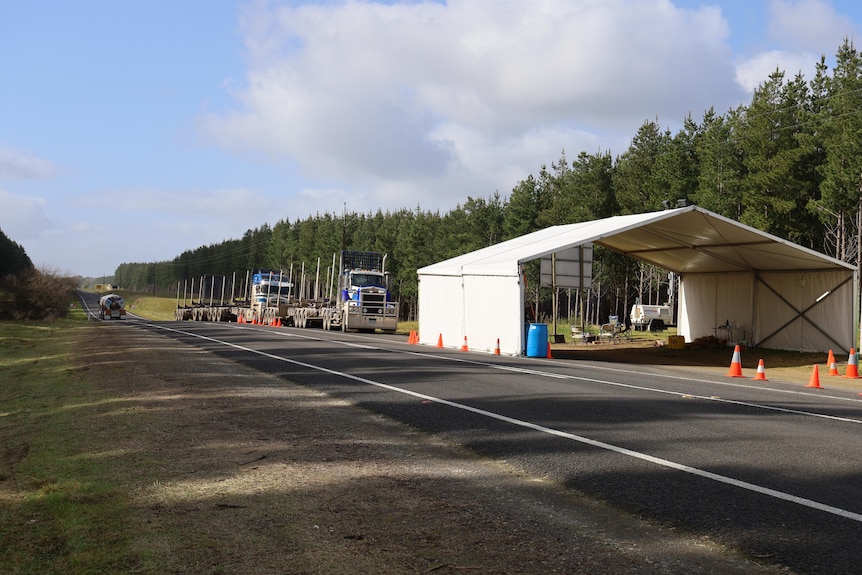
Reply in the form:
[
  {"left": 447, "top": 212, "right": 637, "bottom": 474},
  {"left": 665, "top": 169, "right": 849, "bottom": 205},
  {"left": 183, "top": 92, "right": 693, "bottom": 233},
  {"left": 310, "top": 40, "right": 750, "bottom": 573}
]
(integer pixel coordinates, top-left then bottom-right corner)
[{"left": 360, "top": 291, "right": 386, "bottom": 314}]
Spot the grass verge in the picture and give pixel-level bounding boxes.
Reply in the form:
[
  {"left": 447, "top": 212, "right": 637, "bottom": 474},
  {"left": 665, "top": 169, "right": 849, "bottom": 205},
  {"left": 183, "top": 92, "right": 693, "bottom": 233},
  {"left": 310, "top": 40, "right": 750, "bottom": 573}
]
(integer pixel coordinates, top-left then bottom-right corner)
[{"left": 0, "top": 317, "right": 143, "bottom": 573}]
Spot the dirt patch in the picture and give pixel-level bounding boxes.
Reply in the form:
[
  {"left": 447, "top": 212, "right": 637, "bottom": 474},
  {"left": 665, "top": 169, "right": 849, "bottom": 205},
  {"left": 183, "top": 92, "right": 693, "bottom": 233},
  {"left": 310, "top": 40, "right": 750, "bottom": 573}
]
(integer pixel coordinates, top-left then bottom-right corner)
[{"left": 71, "top": 325, "right": 790, "bottom": 574}]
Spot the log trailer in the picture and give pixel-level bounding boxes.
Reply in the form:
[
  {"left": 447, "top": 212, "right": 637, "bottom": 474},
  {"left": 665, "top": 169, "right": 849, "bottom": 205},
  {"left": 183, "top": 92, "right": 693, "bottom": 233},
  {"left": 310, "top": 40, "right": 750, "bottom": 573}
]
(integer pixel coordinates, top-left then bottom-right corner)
[{"left": 174, "top": 251, "right": 398, "bottom": 334}]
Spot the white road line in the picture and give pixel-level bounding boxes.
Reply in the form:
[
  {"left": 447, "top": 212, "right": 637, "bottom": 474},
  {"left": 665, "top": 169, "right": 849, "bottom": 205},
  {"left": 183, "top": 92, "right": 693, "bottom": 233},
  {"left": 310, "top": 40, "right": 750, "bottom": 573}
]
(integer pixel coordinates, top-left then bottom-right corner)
[
  {"left": 147, "top": 322, "right": 862, "bottom": 524},
  {"left": 262, "top": 327, "right": 862, "bottom": 424}
]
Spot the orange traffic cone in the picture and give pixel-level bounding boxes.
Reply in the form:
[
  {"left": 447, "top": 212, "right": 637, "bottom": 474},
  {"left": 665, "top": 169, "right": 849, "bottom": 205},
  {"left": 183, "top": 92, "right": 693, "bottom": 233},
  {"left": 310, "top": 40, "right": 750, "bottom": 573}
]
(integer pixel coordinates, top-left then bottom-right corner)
[
  {"left": 827, "top": 350, "right": 839, "bottom": 376},
  {"left": 237, "top": 313, "right": 244, "bottom": 324},
  {"left": 546, "top": 341, "right": 553, "bottom": 359},
  {"left": 753, "top": 359, "right": 768, "bottom": 381},
  {"left": 493, "top": 338, "right": 501, "bottom": 355},
  {"left": 408, "top": 330, "right": 416, "bottom": 344},
  {"left": 276, "top": 317, "right": 283, "bottom": 327},
  {"left": 725, "top": 345, "right": 745, "bottom": 378},
  {"left": 436, "top": 334, "right": 444, "bottom": 348},
  {"left": 843, "top": 348, "right": 860, "bottom": 379},
  {"left": 807, "top": 364, "right": 822, "bottom": 388},
  {"left": 460, "top": 336, "right": 469, "bottom": 352}
]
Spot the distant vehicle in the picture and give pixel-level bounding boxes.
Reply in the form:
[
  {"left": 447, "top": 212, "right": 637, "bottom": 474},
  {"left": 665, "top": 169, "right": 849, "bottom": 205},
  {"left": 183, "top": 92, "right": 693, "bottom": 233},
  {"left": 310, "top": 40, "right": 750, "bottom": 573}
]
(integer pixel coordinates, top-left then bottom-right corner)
[
  {"left": 630, "top": 302, "right": 672, "bottom": 331},
  {"left": 99, "top": 294, "right": 126, "bottom": 320}
]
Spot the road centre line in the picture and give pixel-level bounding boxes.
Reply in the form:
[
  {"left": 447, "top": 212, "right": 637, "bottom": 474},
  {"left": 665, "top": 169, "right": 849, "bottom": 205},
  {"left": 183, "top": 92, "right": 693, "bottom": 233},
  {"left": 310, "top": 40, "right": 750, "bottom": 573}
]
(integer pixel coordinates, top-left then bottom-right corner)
[
  {"left": 267, "top": 328, "right": 862, "bottom": 425},
  {"left": 269, "top": 324, "right": 862, "bottom": 405},
  {"left": 147, "top": 322, "right": 862, "bottom": 524}
]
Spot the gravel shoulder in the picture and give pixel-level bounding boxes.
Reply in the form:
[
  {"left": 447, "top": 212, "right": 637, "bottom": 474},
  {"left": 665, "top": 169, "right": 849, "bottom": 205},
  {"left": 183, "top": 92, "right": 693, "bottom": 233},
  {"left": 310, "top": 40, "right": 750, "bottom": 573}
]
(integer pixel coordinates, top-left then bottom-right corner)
[{"left": 76, "top": 324, "right": 792, "bottom": 574}]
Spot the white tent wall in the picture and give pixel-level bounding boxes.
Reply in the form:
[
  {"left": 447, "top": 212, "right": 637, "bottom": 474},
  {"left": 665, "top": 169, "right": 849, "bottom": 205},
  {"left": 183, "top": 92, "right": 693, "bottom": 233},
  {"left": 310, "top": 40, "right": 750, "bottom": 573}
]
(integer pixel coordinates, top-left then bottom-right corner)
[
  {"left": 463, "top": 274, "right": 524, "bottom": 355},
  {"left": 417, "top": 274, "right": 464, "bottom": 349},
  {"left": 678, "top": 270, "right": 854, "bottom": 353},
  {"left": 418, "top": 272, "right": 524, "bottom": 355}
]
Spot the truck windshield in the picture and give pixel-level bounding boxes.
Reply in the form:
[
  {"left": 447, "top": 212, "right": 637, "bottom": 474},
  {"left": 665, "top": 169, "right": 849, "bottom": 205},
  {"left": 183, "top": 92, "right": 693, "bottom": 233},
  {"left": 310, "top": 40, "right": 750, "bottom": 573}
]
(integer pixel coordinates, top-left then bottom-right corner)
[{"left": 350, "top": 273, "right": 385, "bottom": 288}]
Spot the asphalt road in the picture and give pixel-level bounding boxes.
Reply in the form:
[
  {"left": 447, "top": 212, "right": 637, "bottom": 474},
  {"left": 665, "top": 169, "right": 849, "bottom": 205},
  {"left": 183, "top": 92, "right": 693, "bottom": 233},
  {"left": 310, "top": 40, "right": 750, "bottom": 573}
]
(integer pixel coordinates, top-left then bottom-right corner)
[{"left": 84, "top": 302, "right": 862, "bottom": 575}]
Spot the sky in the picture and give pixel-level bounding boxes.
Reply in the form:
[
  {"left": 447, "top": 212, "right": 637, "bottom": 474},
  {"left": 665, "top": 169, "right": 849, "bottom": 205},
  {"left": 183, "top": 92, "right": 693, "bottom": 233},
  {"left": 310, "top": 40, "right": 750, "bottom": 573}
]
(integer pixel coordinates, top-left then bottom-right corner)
[{"left": 2, "top": 0, "right": 861, "bottom": 278}]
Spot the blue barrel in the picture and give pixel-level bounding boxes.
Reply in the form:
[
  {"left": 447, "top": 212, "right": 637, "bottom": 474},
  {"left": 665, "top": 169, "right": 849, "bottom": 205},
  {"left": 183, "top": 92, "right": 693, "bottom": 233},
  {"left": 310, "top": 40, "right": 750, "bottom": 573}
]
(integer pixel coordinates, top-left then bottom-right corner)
[{"left": 526, "top": 323, "right": 549, "bottom": 357}]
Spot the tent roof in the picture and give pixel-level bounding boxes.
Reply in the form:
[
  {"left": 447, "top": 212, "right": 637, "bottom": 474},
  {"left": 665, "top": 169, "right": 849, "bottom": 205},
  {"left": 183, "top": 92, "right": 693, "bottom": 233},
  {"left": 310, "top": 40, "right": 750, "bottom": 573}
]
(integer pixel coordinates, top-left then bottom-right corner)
[{"left": 418, "top": 206, "right": 855, "bottom": 277}]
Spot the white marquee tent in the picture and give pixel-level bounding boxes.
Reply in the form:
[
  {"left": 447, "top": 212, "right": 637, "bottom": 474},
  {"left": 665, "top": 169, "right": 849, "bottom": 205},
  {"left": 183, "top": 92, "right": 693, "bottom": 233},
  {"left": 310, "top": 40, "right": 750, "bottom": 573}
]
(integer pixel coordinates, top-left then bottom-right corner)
[{"left": 417, "top": 206, "right": 857, "bottom": 356}]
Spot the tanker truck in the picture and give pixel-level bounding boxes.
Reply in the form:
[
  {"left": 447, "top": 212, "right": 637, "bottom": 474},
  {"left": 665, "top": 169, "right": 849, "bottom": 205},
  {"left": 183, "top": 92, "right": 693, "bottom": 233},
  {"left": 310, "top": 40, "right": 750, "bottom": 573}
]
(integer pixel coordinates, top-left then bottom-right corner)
[
  {"left": 319, "top": 250, "right": 398, "bottom": 333},
  {"left": 99, "top": 293, "right": 126, "bottom": 320}
]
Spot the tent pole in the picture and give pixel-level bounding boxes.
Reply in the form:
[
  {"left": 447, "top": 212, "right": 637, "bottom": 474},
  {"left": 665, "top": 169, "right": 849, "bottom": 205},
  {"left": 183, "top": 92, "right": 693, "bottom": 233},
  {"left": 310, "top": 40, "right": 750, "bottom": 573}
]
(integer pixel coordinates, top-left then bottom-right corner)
[{"left": 552, "top": 253, "right": 557, "bottom": 338}]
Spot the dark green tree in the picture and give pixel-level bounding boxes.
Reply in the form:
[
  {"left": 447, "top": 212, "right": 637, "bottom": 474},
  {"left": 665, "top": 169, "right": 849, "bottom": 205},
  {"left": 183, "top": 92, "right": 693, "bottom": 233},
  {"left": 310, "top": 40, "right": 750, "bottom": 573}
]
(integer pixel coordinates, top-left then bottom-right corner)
[
  {"left": 736, "top": 70, "right": 808, "bottom": 239},
  {"left": 613, "top": 119, "right": 671, "bottom": 213},
  {"left": 816, "top": 39, "right": 862, "bottom": 264},
  {"left": 0, "top": 228, "right": 33, "bottom": 277},
  {"left": 692, "top": 107, "right": 745, "bottom": 218}
]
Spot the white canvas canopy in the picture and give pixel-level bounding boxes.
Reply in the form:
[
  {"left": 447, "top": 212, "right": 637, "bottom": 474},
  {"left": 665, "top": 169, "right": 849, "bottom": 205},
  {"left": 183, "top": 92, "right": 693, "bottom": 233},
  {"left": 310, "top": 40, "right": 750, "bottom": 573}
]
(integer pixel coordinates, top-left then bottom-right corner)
[{"left": 417, "top": 205, "right": 857, "bottom": 356}]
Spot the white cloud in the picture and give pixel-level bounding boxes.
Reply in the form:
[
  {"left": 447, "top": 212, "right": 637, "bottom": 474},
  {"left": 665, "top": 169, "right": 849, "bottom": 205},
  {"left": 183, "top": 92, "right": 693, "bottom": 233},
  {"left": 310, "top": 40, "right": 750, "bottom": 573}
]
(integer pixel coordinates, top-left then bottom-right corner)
[
  {"left": 734, "top": 49, "right": 818, "bottom": 92},
  {"left": 200, "top": 0, "right": 743, "bottom": 210},
  {"left": 733, "top": 0, "right": 859, "bottom": 93},
  {"left": 0, "top": 190, "right": 56, "bottom": 240},
  {"left": 74, "top": 186, "right": 292, "bottom": 232},
  {"left": 768, "top": 0, "right": 855, "bottom": 51},
  {"left": 0, "top": 147, "right": 56, "bottom": 180}
]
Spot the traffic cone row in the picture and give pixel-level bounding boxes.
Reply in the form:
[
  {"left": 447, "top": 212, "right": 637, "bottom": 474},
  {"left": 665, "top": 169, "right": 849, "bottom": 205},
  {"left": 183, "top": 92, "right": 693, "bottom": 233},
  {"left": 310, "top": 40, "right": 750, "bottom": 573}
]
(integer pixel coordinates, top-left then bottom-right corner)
[
  {"left": 241, "top": 314, "right": 285, "bottom": 326},
  {"left": 803, "top": 348, "right": 861, "bottom": 389},
  {"left": 430, "top": 333, "right": 506, "bottom": 355},
  {"left": 722, "top": 346, "right": 862, "bottom": 389}
]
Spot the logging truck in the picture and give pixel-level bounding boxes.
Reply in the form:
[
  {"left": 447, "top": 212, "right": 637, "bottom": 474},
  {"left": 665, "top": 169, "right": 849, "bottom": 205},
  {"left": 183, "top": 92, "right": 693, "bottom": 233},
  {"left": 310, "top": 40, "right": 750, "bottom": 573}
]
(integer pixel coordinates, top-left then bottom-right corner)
[{"left": 174, "top": 251, "right": 398, "bottom": 333}]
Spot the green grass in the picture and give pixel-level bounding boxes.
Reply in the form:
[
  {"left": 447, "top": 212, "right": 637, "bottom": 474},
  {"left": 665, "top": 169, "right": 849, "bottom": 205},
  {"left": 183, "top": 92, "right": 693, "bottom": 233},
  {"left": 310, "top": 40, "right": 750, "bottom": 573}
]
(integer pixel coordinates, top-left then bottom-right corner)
[
  {"left": 0, "top": 320, "right": 141, "bottom": 573},
  {"left": 113, "top": 290, "right": 177, "bottom": 321}
]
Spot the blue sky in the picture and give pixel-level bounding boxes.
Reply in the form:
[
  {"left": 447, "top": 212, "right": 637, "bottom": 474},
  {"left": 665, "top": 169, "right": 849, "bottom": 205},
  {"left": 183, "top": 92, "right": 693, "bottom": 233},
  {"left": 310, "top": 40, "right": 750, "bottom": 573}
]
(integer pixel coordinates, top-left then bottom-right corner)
[{"left": 2, "top": 0, "right": 861, "bottom": 278}]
